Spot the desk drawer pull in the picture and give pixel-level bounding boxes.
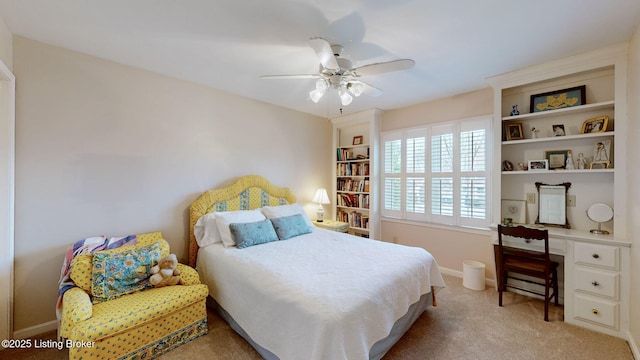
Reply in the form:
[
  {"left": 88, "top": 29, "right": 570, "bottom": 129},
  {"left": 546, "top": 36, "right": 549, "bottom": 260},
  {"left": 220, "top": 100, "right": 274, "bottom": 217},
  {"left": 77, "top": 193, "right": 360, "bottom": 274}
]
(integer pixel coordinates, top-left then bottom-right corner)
[
  {"left": 592, "top": 253, "right": 600, "bottom": 259},
  {"left": 591, "top": 281, "right": 600, "bottom": 287},
  {"left": 592, "top": 309, "right": 599, "bottom": 315}
]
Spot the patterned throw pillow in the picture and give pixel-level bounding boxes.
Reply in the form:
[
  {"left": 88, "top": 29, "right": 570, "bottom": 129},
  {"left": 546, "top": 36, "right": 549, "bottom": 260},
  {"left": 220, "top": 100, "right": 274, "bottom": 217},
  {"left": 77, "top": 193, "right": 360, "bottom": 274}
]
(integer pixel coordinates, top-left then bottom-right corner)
[
  {"left": 91, "top": 241, "right": 162, "bottom": 303},
  {"left": 270, "top": 214, "right": 312, "bottom": 240},
  {"left": 230, "top": 219, "right": 279, "bottom": 249}
]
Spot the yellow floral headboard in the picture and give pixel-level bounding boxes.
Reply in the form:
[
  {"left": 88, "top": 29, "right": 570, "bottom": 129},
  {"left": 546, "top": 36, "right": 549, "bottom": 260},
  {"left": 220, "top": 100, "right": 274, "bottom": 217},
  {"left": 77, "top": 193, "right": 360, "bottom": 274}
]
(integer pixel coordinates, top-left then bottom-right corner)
[{"left": 188, "top": 175, "right": 297, "bottom": 267}]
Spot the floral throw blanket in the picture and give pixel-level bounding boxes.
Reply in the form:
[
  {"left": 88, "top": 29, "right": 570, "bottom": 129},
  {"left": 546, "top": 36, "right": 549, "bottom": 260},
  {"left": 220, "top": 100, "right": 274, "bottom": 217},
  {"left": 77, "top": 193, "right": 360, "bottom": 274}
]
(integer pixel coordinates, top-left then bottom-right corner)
[{"left": 56, "top": 235, "right": 138, "bottom": 336}]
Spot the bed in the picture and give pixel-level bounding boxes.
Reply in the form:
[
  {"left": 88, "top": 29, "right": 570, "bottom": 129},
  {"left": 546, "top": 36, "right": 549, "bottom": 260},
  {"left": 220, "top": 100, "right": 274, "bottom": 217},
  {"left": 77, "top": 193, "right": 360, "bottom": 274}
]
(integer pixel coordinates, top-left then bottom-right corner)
[{"left": 189, "top": 175, "right": 446, "bottom": 360}]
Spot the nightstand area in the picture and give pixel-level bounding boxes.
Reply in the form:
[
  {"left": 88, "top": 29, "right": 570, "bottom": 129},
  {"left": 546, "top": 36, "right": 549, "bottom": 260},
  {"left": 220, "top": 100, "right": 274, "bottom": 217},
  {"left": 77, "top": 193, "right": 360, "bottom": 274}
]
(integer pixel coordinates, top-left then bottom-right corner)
[{"left": 312, "top": 220, "right": 349, "bottom": 233}]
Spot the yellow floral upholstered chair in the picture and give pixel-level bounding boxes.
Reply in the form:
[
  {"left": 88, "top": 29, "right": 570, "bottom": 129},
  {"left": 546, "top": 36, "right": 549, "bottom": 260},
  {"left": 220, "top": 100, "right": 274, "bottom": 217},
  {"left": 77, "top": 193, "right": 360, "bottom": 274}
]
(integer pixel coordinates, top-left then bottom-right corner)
[{"left": 59, "top": 232, "right": 209, "bottom": 359}]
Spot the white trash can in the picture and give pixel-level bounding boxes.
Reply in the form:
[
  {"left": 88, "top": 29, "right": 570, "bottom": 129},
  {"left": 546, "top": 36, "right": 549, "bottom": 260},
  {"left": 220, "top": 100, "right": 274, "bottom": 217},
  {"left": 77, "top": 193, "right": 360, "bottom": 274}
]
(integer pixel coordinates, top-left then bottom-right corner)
[{"left": 462, "top": 260, "right": 486, "bottom": 290}]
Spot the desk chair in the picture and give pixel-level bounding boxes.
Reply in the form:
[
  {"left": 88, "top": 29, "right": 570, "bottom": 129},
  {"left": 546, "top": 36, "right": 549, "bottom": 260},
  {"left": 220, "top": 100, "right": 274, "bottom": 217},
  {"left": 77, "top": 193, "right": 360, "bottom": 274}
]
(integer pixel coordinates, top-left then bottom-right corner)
[{"left": 497, "top": 225, "right": 559, "bottom": 321}]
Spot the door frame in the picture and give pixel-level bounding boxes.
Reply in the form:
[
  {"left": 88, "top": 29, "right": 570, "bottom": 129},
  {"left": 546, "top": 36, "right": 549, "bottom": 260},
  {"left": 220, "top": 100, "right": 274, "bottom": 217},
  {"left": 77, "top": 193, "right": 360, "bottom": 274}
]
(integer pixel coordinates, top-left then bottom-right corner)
[{"left": 0, "top": 57, "right": 15, "bottom": 341}]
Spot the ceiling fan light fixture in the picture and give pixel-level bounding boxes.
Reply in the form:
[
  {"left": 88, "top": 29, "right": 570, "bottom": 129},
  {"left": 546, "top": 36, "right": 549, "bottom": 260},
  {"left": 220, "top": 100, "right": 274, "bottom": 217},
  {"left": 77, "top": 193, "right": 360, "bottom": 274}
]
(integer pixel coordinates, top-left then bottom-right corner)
[
  {"left": 309, "top": 78, "right": 329, "bottom": 103},
  {"left": 347, "top": 82, "right": 364, "bottom": 97},
  {"left": 338, "top": 87, "right": 353, "bottom": 106}
]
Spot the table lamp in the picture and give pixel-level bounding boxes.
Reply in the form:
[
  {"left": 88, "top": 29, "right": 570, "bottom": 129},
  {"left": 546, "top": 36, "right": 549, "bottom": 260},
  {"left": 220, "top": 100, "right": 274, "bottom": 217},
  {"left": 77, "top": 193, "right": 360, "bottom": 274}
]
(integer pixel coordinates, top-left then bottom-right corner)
[{"left": 312, "top": 188, "right": 330, "bottom": 222}]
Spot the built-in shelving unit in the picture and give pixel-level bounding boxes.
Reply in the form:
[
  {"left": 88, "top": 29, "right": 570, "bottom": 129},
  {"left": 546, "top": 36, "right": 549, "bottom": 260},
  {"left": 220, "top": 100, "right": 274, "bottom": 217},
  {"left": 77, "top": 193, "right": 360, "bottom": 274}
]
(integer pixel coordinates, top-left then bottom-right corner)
[
  {"left": 487, "top": 44, "right": 630, "bottom": 339},
  {"left": 331, "top": 109, "right": 381, "bottom": 239}
]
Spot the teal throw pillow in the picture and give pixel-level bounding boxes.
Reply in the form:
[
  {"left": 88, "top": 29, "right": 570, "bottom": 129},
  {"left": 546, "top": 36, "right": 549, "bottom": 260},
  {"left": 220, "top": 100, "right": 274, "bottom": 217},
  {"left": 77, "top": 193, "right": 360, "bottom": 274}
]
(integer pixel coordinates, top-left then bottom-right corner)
[
  {"left": 270, "top": 214, "right": 312, "bottom": 240},
  {"left": 230, "top": 219, "right": 279, "bottom": 249}
]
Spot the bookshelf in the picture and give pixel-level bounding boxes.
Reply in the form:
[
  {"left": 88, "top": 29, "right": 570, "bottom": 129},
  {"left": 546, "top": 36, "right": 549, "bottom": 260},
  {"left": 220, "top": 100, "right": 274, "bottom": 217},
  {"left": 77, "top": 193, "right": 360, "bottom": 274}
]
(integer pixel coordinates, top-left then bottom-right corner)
[{"left": 331, "top": 109, "right": 381, "bottom": 239}]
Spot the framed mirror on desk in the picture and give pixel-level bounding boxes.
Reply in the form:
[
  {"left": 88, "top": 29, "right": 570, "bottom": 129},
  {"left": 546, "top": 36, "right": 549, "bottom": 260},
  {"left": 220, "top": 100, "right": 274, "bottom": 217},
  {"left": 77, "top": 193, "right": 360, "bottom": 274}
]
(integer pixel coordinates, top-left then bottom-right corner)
[{"left": 535, "top": 182, "right": 571, "bottom": 228}]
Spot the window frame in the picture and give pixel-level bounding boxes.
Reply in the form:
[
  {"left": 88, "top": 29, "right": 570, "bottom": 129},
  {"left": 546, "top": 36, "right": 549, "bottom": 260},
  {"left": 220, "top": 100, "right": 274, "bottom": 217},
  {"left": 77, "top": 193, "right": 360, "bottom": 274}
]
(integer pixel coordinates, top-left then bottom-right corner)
[{"left": 381, "top": 116, "right": 492, "bottom": 228}]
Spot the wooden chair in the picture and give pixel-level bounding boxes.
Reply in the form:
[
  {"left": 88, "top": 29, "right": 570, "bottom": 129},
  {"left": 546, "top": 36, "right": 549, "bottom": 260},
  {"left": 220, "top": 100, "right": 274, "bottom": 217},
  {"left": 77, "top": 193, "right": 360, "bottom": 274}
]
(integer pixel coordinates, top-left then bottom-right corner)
[{"left": 496, "top": 225, "right": 559, "bottom": 321}]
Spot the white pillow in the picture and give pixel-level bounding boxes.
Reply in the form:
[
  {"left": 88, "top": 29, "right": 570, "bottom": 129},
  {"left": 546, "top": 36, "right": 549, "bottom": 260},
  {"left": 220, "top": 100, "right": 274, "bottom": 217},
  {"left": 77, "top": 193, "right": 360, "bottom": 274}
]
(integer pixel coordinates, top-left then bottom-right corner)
[
  {"left": 215, "top": 209, "right": 267, "bottom": 247},
  {"left": 261, "top": 203, "right": 314, "bottom": 228},
  {"left": 194, "top": 213, "right": 222, "bottom": 247}
]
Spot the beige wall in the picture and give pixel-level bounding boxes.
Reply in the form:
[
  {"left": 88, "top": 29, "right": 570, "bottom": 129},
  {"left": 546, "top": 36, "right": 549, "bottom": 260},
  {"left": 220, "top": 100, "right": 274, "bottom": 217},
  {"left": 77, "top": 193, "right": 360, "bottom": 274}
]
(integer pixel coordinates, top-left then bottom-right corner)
[
  {"left": 379, "top": 88, "right": 496, "bottom": 279},
  {"left": 12, "top": 37, "right": 331, "bottom": 332},
  {"left": 0, "top": 14, "right": 11, "bottom": 69},
  {"left": 627, "top": 24, "right": 640, "bottom": 355}
]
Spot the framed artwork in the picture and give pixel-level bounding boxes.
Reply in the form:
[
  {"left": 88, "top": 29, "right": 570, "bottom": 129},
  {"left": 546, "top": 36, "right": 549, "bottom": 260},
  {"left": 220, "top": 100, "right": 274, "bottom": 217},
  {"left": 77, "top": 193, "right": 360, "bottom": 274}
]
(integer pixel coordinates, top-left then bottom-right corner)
[
  {"left": 581, "top": 116, "right": 608, "bottom": 134},
  {"left": 352, "top": 135, "right": 363, "bottom": 145},
  {"left": 528, "top": 159, "right": 549, "bottom": 171},
  {"left": 545, "top": 149, "right": 570, "bottom": 170},
  {"left": 552, "top": 124, "right": 565, "bottom": 136},
  {"left": 593, "top": 139, "right": 611, "bottom": 162},
  {"left": 505, "top": 122, "right": 524, "bottom": 140},
  {"left": 530, "top": 85, "right": 586, "bottom": 113},
  {"left": 501, "top": 199, "right": 527, "bottom": 224}
]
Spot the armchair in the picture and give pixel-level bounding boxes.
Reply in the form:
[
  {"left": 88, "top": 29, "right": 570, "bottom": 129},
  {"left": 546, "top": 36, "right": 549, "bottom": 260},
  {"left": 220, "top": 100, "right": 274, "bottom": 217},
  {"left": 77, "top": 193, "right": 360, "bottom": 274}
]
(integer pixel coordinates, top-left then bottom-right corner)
[{"left": 59, "top": 232, "right": 209, "bottom": 359}]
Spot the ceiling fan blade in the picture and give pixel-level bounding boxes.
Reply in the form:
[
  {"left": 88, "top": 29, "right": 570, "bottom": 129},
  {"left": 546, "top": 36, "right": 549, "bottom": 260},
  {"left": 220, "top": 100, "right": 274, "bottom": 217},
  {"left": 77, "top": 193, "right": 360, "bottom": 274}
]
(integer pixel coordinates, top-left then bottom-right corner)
[
  {"left": 347, "top": 80, "right": 383, "bottom": 97},
  {"left": 352, "top": 59, "right": 415, "bottom": 77},
  {"left": 260, "top": 74, "right": 321, "bottom": 79},
  {"left": 309, "top": 37, "right": 339, "bottom": 71}
]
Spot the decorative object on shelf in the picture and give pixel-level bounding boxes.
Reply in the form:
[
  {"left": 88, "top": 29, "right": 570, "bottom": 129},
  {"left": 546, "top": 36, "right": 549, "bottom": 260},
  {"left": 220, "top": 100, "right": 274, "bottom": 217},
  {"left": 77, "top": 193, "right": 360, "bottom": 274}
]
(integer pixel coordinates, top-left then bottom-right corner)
[
  {"left": 517, "top": 162, "right": 527, "bottom": 171},
  {"left": 552, "top": 124, "right": 566, "bottom": 136},
  {"left": 312, "top": 188, "right": 330, "bottom": 222},
  {"left": 544, "top": 149, "right": 570, "bottom": 170},
  {"left": 505, "top": 122, "right": 524, "bottom": 140},
  {"left": 510, "top": 105, "right": 520, "bottom": 116},
  {"left": 501, "top": 199, "right": 526, "bottom": 224},
  {"left": 581, "top": 115, "right": 609, "bottom": 134},
  {"left": 535, "top": 182, "right": 571, "bottom": 228},
  {"left": 530, "top": 85, "right": 586, "bottom": 113},
  {"left": 565, "top": 151, "right": 575, "bottom": 170},
  {"left": 586, "top": 203, "right": 613, "bottom": 235},
  {"left": 502, "top": 160, "right": 514, "bottom": 171},
  {"left": 576, "top": 153, "right": 587, "bottom": 169},
  {"left": 502, "top": 217, "right": 513, "bottom": 227},
  {"left": 352, "top": 135, "right": 364, "bottom": 145},
  {"left": 528, "top": 159, "right": 549, "bottom": 171},
  {"left": 593, "top": 139, "right": 611, "bottom": 162},
  {"left": 530, "top": 127, "right": 539, "bottom": 139}
]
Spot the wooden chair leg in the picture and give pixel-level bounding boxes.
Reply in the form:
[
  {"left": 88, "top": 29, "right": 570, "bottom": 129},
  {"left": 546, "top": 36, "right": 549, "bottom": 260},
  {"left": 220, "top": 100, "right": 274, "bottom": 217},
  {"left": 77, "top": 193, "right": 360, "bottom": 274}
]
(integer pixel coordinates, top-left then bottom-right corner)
[
  {"left": 544, "top": 278, "right": 550, "bottom": 322},
  {"left": 553, "top": 268, "right": 559, "bottom": 306}
]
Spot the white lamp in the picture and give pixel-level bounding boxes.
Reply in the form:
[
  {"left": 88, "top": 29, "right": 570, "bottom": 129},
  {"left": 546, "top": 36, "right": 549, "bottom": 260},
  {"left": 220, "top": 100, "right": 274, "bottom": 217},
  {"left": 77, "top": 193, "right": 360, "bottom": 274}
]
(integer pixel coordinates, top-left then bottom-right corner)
[{"left": 312, "top": 188, "right": 330, "bottom": 222}]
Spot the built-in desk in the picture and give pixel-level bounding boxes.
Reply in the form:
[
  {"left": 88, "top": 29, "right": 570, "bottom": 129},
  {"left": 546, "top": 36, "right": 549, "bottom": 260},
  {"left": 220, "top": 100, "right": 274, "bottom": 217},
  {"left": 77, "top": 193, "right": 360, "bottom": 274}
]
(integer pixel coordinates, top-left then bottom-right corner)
[{"left": 491, "top": 225, "right": 631, "bottom": 339}]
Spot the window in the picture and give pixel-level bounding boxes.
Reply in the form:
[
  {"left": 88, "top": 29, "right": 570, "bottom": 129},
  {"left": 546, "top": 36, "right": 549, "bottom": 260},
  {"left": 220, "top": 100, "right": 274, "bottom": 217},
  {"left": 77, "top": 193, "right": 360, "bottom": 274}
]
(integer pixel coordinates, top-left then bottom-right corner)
[{"left": 381, "top": 117, "right": 491, "bottom": 228}]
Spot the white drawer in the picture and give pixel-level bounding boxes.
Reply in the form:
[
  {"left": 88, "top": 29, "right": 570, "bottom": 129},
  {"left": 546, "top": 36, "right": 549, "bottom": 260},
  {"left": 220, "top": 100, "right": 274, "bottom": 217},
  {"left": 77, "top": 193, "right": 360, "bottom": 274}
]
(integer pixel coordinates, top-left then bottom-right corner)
[
  {"left": 573, "top": 293, "right": 618, "bottom": 329},
  {"left": 574, "top": 267, "right": 619, "bottom": 299},
  {"left": 574, "top": 242, "right": 618, "bottom": 270}
]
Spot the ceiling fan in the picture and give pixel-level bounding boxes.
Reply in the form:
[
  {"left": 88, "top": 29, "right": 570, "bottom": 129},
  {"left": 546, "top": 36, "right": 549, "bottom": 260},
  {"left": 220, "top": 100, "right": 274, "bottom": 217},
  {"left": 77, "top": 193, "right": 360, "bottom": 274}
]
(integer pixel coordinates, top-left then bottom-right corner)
[{"left": 261, "top": 37, "right": 415, "bottom": 106}]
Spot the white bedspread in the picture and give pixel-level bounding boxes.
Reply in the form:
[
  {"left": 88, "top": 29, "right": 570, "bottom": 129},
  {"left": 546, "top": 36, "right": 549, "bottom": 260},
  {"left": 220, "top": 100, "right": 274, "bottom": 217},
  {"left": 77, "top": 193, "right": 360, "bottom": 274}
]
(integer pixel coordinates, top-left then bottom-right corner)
[{"left": 197, "top": 227, "right": 446, "bottom": 360}]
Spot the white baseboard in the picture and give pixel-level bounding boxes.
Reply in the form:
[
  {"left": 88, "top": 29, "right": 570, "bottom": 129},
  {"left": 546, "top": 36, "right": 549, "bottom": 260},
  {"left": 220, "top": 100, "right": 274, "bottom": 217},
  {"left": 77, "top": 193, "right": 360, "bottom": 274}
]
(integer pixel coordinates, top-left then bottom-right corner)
[
  {"left": 13, "top": 319, "right": 57, "bottom": 339},
  {"left": 628, "top": 331, "right": 639, "bottom": 359}
]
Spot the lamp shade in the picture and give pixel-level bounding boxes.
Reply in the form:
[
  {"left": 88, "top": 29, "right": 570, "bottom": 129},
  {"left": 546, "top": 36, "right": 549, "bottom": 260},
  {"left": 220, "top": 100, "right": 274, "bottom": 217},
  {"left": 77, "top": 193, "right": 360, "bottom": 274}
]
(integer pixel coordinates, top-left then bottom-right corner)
[{"left": 312, "top": 188, "right": 330, "bottom": 204}]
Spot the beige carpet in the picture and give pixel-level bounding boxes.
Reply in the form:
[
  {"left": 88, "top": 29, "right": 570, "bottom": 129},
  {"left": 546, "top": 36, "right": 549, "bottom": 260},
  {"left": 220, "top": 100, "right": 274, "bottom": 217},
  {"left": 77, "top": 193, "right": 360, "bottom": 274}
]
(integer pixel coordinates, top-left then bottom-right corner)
[{"left": 1, "top": 274, "right": 633, "bottom": 360}]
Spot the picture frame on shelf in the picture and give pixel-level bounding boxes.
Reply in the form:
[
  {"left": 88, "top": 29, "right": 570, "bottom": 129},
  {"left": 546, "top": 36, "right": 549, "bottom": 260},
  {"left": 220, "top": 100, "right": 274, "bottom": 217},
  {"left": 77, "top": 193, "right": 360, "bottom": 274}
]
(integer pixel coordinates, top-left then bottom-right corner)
[
  {"left": 528, "top": 159, "right": 549, "bottom": 171},
  {"left": 552, "top": 124, "right": 566, "bottom": 136},
  {"left": 352, "top": 135, "right": 364, "bottom": 145},
  {"left": 581, "top": 115, "right": 609, "bottom": 134},
  {"left": 545, "top": 149, "right": 570, "bottom": 170},
  {"left": 505, "top": 122, "right": 524, "bottom": 141},
  {"left": 501, "top": 199, "right": 527, "bottom": 224},
  {"left": 590, "top": 161, "right": 611, "bottom": 169},
  {"left": 593, "top": 139, "right": 611, "bottom": 162},
  {"left": 530, "top": 85, "right": 586, "bottom": 113}
]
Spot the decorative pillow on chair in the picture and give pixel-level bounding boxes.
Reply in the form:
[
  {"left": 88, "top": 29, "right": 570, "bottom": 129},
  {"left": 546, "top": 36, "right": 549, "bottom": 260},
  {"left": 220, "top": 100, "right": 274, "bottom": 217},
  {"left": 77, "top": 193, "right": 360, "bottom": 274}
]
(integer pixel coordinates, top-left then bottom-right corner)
[
  {"left": 91, "top": 241, "right": 162, "bottom": 303},
  {"left": 230, "top": 219, "right": 279, "bottom": 249},
  {"left": 270, "top": 214, "right": 312, "bottom": 240}
]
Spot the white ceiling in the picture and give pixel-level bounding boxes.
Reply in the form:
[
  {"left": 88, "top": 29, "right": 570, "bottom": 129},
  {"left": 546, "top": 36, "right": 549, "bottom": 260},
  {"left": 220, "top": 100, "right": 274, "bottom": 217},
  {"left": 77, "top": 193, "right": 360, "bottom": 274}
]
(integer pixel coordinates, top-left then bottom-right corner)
[{"left": 0, "top": 0, "right": 639, "bottom": 118}]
